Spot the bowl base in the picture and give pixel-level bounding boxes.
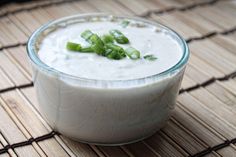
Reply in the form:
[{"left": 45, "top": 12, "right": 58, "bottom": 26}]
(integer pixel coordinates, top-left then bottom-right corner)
[{"left": 60, "top": 129, "right": 160, "bottom": 146}]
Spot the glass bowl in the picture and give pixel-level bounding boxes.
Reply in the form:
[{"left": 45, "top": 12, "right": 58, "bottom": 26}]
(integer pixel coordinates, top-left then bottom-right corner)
[{"left": 27, "top": 13, "right": 189, "bottom": 145}]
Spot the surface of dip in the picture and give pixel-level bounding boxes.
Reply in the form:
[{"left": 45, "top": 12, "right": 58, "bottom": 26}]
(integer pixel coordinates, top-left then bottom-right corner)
[{"left": 38, "top": 17, "right": 183, "bottom": 80}]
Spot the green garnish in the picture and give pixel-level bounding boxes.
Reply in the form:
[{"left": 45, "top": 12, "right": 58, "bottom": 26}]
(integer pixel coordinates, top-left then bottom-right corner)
[
  {"left": 66, "top": 29, "right": 158, "bottom": 61},
  {"left": 81, "top": 30, "right": 93, "bottom": 41},
  {"left": 101, "top": 34, "right": 114, "bottom": 43},
  {"left": 125, "top": 47, "right": 140, "bottom": 60},
  {"left": 66, "top": 42, "right": 81, "bottom": 51},
  {"left": 66, "top": 42, "right": 93, "bottom": 53},
  {"left": 121, "top": 20, "right": 130, "bottom": 28},
  {"left": 105, "top": 43, "right": 125, "bottom": 53},
  {"left": 106, "top": 50, "right": 125, "bottom": 60},
  {"left": 89, "top": 34, "right": 105, "bottom": 56},
  {"left": 109, "top": 29, "right": 129, "bottom": 44},
  {"left": 105, "top": 43, "right": 126, "bottom": 60},
  {"left": 80, "top": 46, "right": 94, "bottom": 52},
  {"left": 144, "top": 54, "right": 157, "bottom": 61},
  {"left": 81, "top": 30, "right": 105, "bottom": 55}
]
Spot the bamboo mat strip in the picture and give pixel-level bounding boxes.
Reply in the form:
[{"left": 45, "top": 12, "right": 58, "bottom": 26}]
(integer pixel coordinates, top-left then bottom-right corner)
[
  {"left": 161, "top": 119, "right": 208, "bottom": 155},
  {"left": 0, "top": 85, "right": 76, "bottom": 156},
  {"left": 0, "top": 43, "right": 26, "bottom": 51},
  {"left": 179, "top": 71, "right": 236, "bottom": 94},
  {"left": 7, "top": 14, "right": 31, "bottom": 36},
  {"left": 166, "top": 102, "right": 236, "bottom": 156},
  {"left": 5, "top": 46, "right": 32, "bottom": 76},
  {"left": 187, "top": 27, "right": 236, "bottom": 43},
  {"left": 133, "top": 0, "right": 220, "bottom": 17},
  {"left": 0, "top": 0, "right": 235, "bottom": 157},
  {"left": 0, "top": 99, "right": 42, "bottom": 157},
  {"left": 177, "top": 90, "right": 236, "bottom": 155},
  {"left": 0, "top": 53, "right": 30, "bottom": 86},
  {"left": 179, "top": 92, "right": 236, "bottom": 139},
  {"left": 171, "top": 106, "right": 223, "bottom": 155},
  {"left": 0, "top": 0, "right": 221, "bottom": 19},
  {"left": 0, "top": 17, "right": 28, "bottom": 44},
  {"left": 189, "top": 43, "right": 236, "bottom": 74},
  {"left": 0, "top": 82, "right": 33, "bottom": 93},
  {"left": 205, "top": 81, "right": 236, "bottom": 108},
  {"left": 0, "top": 0, "right": 79, "bottom": 18},
  {"left": 0, "top": 131, "right": 57, "bottom": 155},
  {"left": 192, "top": 7, "right": 236, "bottom": 31},
  {"left": 144, "top": 131, "right": 189, "bottom": 157}
]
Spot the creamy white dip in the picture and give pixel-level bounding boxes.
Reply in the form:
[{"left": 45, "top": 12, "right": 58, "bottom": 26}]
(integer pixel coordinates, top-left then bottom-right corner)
[
  {"left": 38, "top": 18, "right": 182, "bottom": 80},
  {"left": 29, "top": 15, "right": 188, "bottom": 145}
]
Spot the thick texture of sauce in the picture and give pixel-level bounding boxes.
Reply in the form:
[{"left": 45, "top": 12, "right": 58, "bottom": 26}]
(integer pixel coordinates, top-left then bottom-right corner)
[{"left": 38, "top": 19, "right": 183, "bottom": 80}]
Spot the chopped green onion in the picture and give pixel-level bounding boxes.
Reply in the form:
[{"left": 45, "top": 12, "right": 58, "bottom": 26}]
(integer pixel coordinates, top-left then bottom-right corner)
[
  {"left": 105, "top": 43, "right": 126, "bottom": 57},
  {"left": 81, "top": 30, "right": 93, "bottom": 41},
  {"left": 89, "top": 34, "right": 105, "bottom": 56},
  {"left": 66, "top": 42, "right": 93, "bottom": 53},
  {"left": 105, "top": 48, "right": 113, "bottom": 56},
  {"left": 109, "top": 29, "right": 129, "bottom": 44},
  {"left": 67, "top": 29, "right": 157, "bottom": 61},
  {"left": 80, "top": 46, "right": 94, "bottom": 52},
  {"left": 66, "top": 42, "right": 81, "bottom": 51},
  {"left": 125, "top": 47, "right": 140, "bottom": 60},
  {"left": 105, "top": 43, "right": 126, "bottom": 60},
  {"left": 106, "top": 51, "right": 122, "bottom": 60},
  {"left": 101, "top": 34, "right": 114, "bottom": 43},
  {"left": 106, "top": 50, "right": 126, "bottom": 60},
  {"left": 143, "top": 54, "right": 157, "bottom": 61},
  {"left": 105, "top": 43, "right": 123, "bottom": 52},
  {"left": 121, "top": 20, "right": 130, "bottom": 28}
]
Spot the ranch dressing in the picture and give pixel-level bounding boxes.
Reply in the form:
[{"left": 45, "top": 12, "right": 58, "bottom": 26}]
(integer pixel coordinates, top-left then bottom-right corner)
[
  {"left": 38, "top": 19, "right": 182, "bottom": 80},
  {"left": 29, "top": 15, "right": 188, "bottom": 145}
]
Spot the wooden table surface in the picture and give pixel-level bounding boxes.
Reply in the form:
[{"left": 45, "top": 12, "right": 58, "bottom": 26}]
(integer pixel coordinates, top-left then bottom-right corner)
[{"left": 0, "top": 0, "right": 236, "bottom": 156}]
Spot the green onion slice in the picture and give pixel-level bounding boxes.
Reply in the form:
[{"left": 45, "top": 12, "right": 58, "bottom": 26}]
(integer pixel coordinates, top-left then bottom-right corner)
[
  {"left": 121, "top": 20, "right": 130, "bottom": 28},
  {"left": 105, "top": 43, "right": 126, "bottom": 60},
  {"left": 125, "top": 47, "right": 140, "bottom": 60},
  {"left": 106, "top": 51, "right": 126, "bottom": 60},
  {"left": 81, "top": 30, "right": 93, "bottom": 41},
  {"left": 80, "top": 46, "right": 94, "bottom": 52},
  {"left": 143, "top": 54, "right": 157, "bottom": 61},
  {"left": 109, "top": 29, "right": 129, "bottom": 44},
  {"left": 66, "top": 42, "right": 81, "bottom": 51},
  {"left": 101, "top": 34, "right": 114, "bottom": 44},
  {"left": 89, "top": 34, "right": 105, "bottom": 56}
]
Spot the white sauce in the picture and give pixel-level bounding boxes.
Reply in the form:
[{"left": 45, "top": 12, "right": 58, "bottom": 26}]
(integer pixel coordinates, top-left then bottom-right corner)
[
  {"left": 31, "top": 16, "right": 188, "bottom": 144},
  {"left": 38, "top": 20, "right": 183, "bottom": 80}
]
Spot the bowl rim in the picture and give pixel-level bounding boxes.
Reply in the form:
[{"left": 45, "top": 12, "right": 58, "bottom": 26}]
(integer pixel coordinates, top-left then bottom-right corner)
[{"left": 27, "top": 13, "right": 189, "bottom": 87}]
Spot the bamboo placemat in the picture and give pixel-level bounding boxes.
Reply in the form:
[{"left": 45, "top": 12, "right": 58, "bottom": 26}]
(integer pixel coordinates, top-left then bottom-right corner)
[{"left": 0, "top": 0, "right": 236, "bottom": 156}]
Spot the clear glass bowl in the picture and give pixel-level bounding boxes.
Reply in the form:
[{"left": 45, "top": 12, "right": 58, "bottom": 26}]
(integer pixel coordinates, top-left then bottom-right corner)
[{"left": 27, "top": 13, "right": 189, "bottom": 145}]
